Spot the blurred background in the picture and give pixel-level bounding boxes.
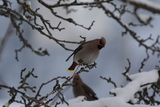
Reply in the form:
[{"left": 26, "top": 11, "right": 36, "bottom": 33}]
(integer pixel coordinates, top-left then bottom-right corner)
[{"left": 0, "top": 0, "right": 159, "bottom": 106}]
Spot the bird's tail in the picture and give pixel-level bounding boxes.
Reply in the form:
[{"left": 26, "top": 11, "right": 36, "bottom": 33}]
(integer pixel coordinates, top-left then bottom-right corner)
[{"left": 67, "top": 62, "right": 78, "bottom": 72}]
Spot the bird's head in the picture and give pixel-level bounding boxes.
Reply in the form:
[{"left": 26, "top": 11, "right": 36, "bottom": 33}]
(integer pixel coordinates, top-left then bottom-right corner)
[
  {"left": 98, "top": 37, "right": 106, "bottom": 50},
  {"left": 73, "top": 74, "right": 82, "bottom": 86}
]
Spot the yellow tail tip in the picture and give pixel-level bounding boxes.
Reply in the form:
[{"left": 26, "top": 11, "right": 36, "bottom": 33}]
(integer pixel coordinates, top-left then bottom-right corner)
[{"left": 67, "top": 69, "right": 74, "bottom": 72}]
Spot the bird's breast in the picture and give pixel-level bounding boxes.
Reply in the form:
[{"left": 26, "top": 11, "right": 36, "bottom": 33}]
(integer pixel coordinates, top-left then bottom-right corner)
[{"left": 74, "top": 50, "right": 99, "bottom": 64}]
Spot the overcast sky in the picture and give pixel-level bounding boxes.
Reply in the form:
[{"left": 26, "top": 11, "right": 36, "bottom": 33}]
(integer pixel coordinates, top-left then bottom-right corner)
[{"left": 0, "top": 0, "right": 160, "bottom": 106}]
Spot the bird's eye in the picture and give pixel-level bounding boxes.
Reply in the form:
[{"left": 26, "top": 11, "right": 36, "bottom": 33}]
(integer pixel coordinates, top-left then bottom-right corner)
[{"left": 98, "top": 44, "right": 104, "bottom": 50}]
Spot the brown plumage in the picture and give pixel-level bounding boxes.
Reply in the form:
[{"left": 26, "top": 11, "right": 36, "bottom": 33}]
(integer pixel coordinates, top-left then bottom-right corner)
[
  {"left": 66, "top": 37, "right": 106, "bottom": 71},
  {"left": 72, "top": 74, "right": 98, "bottom": 101}
]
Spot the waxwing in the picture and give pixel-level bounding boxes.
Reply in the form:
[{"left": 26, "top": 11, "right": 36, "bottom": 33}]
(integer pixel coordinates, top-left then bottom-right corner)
[
  {"left": 72, "top": 74, "right": 98, "bottom": 101},
  {"left": 66, "top": 37, "right": 106, "bottom": 71}
]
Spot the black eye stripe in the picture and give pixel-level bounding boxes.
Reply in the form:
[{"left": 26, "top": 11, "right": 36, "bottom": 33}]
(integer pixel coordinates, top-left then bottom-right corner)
[{"left": 98, "top": 44, "right": 104, "bottom": 50}]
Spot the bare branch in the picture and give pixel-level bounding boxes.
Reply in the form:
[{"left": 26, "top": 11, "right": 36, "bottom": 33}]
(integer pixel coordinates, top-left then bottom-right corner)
[
  {"left": 121, "top": 0, "right": 160, "bottom": 14},
  {"left": 100, "top": 76, "right": 117, "bottom": 88}
]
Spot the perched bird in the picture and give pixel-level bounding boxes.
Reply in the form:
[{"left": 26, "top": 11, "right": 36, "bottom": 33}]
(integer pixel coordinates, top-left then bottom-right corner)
[
  {"left": 72, "top": 74, "right": 98, "bottom": 101},
  {"left": 66, "top": 37, "right": 106, "bottom": 71}
]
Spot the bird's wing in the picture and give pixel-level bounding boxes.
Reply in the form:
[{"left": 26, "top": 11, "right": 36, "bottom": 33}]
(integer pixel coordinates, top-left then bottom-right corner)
[
  {"left": 82, "top": 83, "right": 98, "bottom": 100},
  {"left": 65, "top": 43, "right": 85, "bottom": 62}
]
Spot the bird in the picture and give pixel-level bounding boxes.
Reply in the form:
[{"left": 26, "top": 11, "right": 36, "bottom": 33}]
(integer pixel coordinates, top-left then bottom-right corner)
[
  {"left": 72, "top": 74, "right": 98, "bottom": 101},
  {"left": 66, "top": 37, "right": 106, "bottom": 71}
]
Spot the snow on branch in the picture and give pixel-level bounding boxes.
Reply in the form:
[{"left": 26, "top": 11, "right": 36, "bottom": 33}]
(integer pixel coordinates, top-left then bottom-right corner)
[
  {"left": 127, "top": 0, "right": 160, "bottom": 14},
  {"left": 58, "top": 69, "right": 160, "bottom": 107}
]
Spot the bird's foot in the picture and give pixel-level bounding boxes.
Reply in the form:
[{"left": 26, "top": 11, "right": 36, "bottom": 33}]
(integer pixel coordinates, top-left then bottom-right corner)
[{"left": 85, "top": 62, "right": 97, "bottom": 70}]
